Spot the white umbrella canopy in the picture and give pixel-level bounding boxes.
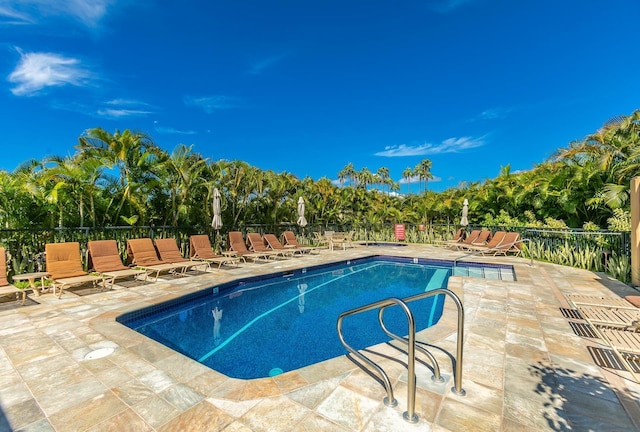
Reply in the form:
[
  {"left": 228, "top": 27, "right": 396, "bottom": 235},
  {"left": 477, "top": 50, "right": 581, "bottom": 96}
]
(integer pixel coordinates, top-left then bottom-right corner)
[
  {"left": 211, "top": 188, "right": 223, "bottom": 230},
  {"left": 460, "top": 199, "right": 469, "bottom": 226},
  {"left": 297, "top": 196, "right": 308, "bottom": 227}
]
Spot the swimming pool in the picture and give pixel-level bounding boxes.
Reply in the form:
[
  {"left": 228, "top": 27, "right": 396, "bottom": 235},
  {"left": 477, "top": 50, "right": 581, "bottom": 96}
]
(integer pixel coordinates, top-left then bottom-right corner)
[{"left": 118, "top": 256, "right": 513, "bottom": 379}]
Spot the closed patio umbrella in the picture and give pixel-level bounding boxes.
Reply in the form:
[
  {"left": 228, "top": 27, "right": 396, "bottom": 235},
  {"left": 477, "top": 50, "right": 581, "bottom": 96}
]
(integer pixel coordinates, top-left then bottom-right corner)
[
  {"left": 460, "top": 199, "right": 469, "bottom": 226},
  {"left": 297, "top": 196, "right": 307, "bottom": 227},
  {"left": 211, "top": 188, "right": 223, "bottom": 230}
]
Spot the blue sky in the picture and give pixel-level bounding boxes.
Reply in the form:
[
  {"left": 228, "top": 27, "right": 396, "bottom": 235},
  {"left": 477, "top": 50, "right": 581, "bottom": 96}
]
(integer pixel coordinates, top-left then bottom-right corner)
[{"left": 1, "top": 0, "right": 639, "bottom": 193}]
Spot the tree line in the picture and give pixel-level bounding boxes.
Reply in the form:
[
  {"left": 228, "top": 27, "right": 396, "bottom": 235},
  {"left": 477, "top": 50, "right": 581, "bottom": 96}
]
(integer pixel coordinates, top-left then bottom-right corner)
[{"left": 0, "top": 109, "right": 638, "bottom": 232}]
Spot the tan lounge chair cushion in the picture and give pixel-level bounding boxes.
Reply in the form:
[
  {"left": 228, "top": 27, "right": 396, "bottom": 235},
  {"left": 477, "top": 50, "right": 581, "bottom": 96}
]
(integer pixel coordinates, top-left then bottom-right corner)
[
  {"left": 45, "top": 242, "right": 89, "bottom": 279},
  {"left": 246, "top": 233, "right": 271, "bottom": 252},
  {"left": 155, "top": 238, "right": 187, "bottom": 263},
  {"left": 190, "top": 235, "right": 217, "bottom": 259},
  {"left": 88, "top": 240, "right": 129, "bottom": 272},
  {"left": 263, "top": 234, "right": 286, "bottom": 250},
  {"left": 127, "top": 239, "right": 167, "bottom": 266},
  {"left": 282, "top": 231, "right": 299, "bottom": 246},
  {"left": 228, "top": 231, "right": 249, "bottom": 253}
]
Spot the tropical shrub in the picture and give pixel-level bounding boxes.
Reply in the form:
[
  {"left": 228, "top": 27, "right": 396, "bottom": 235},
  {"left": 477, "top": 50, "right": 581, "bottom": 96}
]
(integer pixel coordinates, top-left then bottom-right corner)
[
  {"left": 607, "top": 209, "right": 631, "bottom": 231},
  {"left": 606, "top": 253, "right": 631, "bottom": 284}
]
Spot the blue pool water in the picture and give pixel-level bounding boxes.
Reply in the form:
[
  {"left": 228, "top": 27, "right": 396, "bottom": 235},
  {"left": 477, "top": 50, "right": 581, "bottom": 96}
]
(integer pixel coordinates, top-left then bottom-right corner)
[{"left": 118, "top": 256, "right": 513, "bottom": 379}]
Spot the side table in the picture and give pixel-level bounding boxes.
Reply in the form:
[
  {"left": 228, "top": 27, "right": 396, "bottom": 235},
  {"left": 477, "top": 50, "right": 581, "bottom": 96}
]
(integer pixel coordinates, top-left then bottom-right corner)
[{"left": 12, "top": 272, "right": 50, "bottom": 302}]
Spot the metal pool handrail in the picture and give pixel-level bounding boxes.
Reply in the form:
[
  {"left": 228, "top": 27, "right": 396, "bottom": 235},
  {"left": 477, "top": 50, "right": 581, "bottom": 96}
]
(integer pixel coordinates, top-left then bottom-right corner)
[
  {"left": 337, "top": 288, "right": 466, "bottom": 424},
  {"left": 452, "top": 237, "right": 533, "bottom": 268},
  {"left": 398, "top": 289, "right": 466, "bottom": 395},
  {"left": 378, "top": 304, "right": 444, "bottom": 385},
  {"left": 337, "top": 297, "right": 417, "bottom": 422}
]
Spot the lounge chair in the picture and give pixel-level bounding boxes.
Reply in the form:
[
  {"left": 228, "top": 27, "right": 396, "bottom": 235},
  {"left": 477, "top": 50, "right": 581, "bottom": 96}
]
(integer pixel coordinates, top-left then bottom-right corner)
[
  {"left": 443, "top": 230, "right": 481, "bottom": 250},
  {"left": 227, "top": 232, "right": 276, "bottom": 262},
  {"left": 245, "top": 233, "right": 285, "bottom": 259},
  {"left": 343, "top": 230, "right": 356, "bottom": 248},
  {"left": 45, "top": 242, "right": 105, "bottom": 298},
  {"left": 596, "top": 328, "right": 640, "bottom": 381},
  {"left": 155, "top": 238, "right": 209, "bottom": 273},
  {"left": 440, "top": 229, "right": 474, "bottom": 246},
  {"left": 189, "top": 235, "right": 240, "bottom": 268},
  {"left": 492, "top": 232, "right": 522, "bottom": 256},
  {"left": 0, "top": 247, "right": 28, "bottom": 305},
  {"left": 567, "top": 294, "right": 638, "bottom": 310},
  {"left": 570, "top": 297, "right": 640, "bottom": 381},
  {"left": 126, "top": 238, "right": 187, "bottom": 279},
  {"left": 435, "top": 228, "right": 467, "bottom": 246},
  {"left": 329, "top": 232, "right": 347, "bottom": 251},
  {"left": 312, "top": 231, "right": 329, "bottom": 248},
  {"left": 281, "top": 231, "right": 319, "bottom": 253},
  {"left": 263, "top": 233, "right": 300, "bottom": 256},
  {"left": 462, "top": 231, "right": 507, "bottom": 254},
  {"left": 87, "top": 240, "right": 147, "bottom": 286},
  {"left": 470, "top": 230, "right": 491, "bottom": 245},
  {"left": 577, "top": 306, "right": 640, "bottom": 329}
]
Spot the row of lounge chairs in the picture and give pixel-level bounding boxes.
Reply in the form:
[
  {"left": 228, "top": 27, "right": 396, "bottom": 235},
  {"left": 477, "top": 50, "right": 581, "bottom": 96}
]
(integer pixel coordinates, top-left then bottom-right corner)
[
  {"left": 0, "top": 231, "right": 316, "bottom": 301},
  {"left": 567, "top": 294, "right": 640, "bottom": 380},
  {"left": 229, "top": 231, "right": 320, "bottom": 261},
  {"left": 442, "top": 229, "right": 523, "bottom": 256}
]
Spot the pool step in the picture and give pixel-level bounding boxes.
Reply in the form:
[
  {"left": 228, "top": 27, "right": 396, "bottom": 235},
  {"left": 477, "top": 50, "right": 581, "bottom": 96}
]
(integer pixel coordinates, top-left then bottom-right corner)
[
  {"left": 425, "top": 268, "right": 449, "bottom": 291},
  {"left": 482, "top": 267, "right": 500, "bottom": 280},
  {"left": 451, "top": 265, "right": 515, "bottom": 281}
]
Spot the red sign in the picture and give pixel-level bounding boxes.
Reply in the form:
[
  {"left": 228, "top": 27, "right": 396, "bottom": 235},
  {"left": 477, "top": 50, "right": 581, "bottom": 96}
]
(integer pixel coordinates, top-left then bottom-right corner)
[
  {"left": 418, "top": 224, "right": 425, "bottom": 231},
  {"left": 394, "top": 224, "right": 405, "bottom": 240}
]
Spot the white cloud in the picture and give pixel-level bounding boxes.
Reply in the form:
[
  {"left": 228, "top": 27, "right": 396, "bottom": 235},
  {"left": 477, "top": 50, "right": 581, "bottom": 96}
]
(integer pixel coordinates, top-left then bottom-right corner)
[
  {"left": 8, "top": 50, "right": 92, "bottom": 96},
  {"left": 105, "top": 98, "right": 146, "bottom": 106},
  {"left": 95, "top": 99, "right": 153, "bottom": 118},
  {"left": 249, "top": 54, "right": 286, "bottom": 75},
  {"left": 398, "top": 175, "right": 420, "bottom": 184},
  {"left": 96, "top": 108, "right": 151, "bottom": 118},
  {"left": 0, "top": 6, "right": 32, "bottom": 24},
  {"left": 184, "top": 95, "right": 240, "bottom": 114},
  {"left": 153, "top": 121, "right": 196, "bottom": 135},
  {"left": 0, "top": 0, "right": 116, "bottom": 27},
  {"left": 0, "top": 0, "right": 113, "bottom": 27},
  {"left": 375, "top": 136, "right": 485, "bottom": 157},
  {"left": 475, "top": 106, "right": 514, "bottom": 121}
]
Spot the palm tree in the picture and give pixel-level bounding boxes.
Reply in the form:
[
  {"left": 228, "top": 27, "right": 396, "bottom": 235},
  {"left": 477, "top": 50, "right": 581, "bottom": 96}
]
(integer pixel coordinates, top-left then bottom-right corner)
[
  {"left": 357, "top": 167, "right": 374, "bottom": 190},
  {"left": 158, "top": 144, "right": 208, "bottom": 226},
  {"left": 77, "top": 128, "right": 162, "bottom": 224},
  {"left": 262, "top": 170, "right": 299, "bottom": 224},
  {"left": 376, "top": 167, "right": 390, "bottom": 194},
  {"left": 414, "top": 159, "right": 434, "bottom": 194},
  {"left": 402, "top": 166, "right": 414, "bottom": 195},
  {"left": 306, "top": 177, "right": 339, "bottom": 225},
  {"left": 338, "top": 163, "right": 356, "bottom": 188},
  {"left": 45, "top": 155, "right": 107, "bottom": 227}
]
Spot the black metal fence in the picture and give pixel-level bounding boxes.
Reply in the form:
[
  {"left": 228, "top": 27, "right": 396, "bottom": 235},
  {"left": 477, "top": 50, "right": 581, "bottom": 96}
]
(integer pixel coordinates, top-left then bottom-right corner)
[{"left": 0, "top": 223, "right": 632, "bottom": 280}]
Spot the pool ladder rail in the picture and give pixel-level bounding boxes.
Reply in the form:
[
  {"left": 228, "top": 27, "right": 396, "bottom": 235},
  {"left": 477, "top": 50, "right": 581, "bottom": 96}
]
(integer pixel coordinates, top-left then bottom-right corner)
[{"left": 336, "top": 289, "right": 465, "bottom": 424}]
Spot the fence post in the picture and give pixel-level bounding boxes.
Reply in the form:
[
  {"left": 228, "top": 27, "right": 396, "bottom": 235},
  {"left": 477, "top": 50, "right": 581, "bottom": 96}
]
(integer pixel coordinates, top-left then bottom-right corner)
[{"left": 631, "top": 177, "right": 640, "bottom": 286}]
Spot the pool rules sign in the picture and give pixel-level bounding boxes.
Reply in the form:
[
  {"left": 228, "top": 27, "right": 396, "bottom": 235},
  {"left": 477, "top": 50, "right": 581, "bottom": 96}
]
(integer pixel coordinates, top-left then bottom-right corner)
[{"left": 394, "top": 224, "right": 405, "bottom": 241}]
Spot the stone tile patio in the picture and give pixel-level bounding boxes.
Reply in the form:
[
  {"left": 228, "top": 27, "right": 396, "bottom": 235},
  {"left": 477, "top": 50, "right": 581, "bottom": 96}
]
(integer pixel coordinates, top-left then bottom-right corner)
[{"left": 0, "top": 244, "right": 639, "bottom": 431}]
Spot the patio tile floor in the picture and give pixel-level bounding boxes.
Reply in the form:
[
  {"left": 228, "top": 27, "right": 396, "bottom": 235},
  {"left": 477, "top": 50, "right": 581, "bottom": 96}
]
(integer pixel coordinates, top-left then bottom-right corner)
[{"left": 0, "top": 244, "right": 639, "bottom": 431}]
